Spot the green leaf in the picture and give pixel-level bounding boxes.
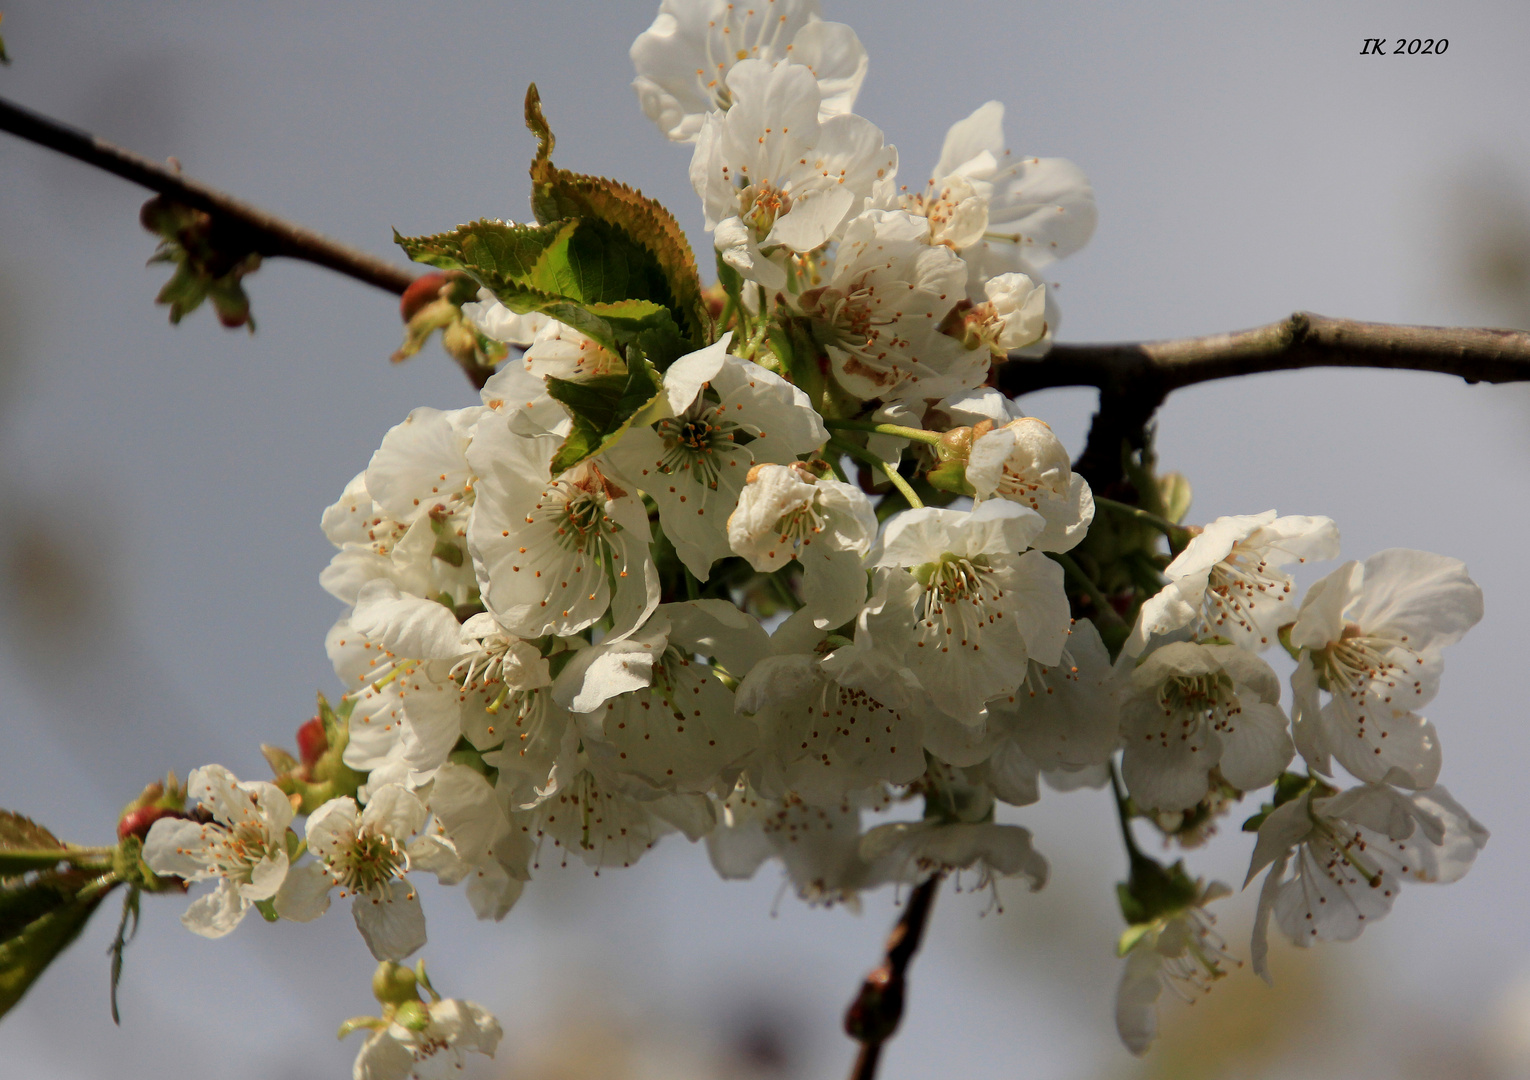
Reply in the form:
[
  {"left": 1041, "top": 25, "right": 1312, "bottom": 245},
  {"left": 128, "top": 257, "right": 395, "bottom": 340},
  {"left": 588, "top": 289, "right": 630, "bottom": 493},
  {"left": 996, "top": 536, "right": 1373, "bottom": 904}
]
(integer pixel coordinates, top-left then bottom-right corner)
[
  {"left": 0, "top": 852, "right": 80, "bottom": 877},
  {"left": 0, "top": 870, "right": 118, "bottom": 1020},
  {"left": 395, "top": 218, "right": 576, "bottom": 289},
  {"left": 544, "top": 349, "right": 662, "bottom": 475},
  {"left": 525, "top": 84, "right": 708, "bottom": 346},
  {"left": 0, "top": 812, "right": 62, "bottom": 852}
]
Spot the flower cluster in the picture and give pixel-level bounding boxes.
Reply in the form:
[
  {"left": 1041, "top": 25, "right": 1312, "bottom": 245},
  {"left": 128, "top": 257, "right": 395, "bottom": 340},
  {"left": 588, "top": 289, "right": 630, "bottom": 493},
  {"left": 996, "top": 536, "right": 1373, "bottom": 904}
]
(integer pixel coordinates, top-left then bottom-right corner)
[{"left": 131, "top": 0, "right": 1490, "bottom": 1065}]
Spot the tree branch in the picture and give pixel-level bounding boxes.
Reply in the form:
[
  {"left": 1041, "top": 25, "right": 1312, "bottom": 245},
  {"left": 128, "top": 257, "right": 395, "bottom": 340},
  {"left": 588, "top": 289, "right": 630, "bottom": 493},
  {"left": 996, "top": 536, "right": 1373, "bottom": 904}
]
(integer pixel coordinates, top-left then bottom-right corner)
[
  {"left": 997, "top": 311, "right": 1530, "bottom": 397},
  {"left": 843, "top": 874, "right": 943, "bottom": 1080},
  {"left": 995, "top": 311, "right": 1530, "bottom": 490},
  {"left": 0, "top": 94, "right": 416, "bottom": 296}
]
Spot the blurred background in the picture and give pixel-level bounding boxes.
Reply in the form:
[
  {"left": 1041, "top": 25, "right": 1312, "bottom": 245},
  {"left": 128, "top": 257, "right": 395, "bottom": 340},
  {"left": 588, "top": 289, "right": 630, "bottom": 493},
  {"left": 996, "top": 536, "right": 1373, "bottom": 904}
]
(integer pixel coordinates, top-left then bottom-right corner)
[{"left": 2, "top": 1, "right": 1529, "bottom": 1077}]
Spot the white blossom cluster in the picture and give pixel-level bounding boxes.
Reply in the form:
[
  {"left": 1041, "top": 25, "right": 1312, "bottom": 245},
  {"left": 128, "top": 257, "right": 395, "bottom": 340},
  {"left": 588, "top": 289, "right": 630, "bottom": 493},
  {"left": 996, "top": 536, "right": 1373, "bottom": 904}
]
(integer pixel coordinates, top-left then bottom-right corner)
[{"left": 133, "top": 0, "right": 1490, "bottom": 1068}]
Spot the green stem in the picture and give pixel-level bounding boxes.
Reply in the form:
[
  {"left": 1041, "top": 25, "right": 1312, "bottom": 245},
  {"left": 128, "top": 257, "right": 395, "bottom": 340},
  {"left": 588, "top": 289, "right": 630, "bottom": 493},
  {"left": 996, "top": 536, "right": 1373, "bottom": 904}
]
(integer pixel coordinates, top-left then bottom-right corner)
[
  {"left": 823, "top": 419, "right": 943, "bottom": 447},
  {"left": 1108, "top": 760, "right": 1147, "bottom": 865},
  {"left": 1094, "top": 497, "right": 1192, "bottom": 553},
  {"left": 829, "top": 437, "right": 924, "bottom": 509},
  {"left": 1048, "top": 551, "right": 1127, "bottom": 629}
]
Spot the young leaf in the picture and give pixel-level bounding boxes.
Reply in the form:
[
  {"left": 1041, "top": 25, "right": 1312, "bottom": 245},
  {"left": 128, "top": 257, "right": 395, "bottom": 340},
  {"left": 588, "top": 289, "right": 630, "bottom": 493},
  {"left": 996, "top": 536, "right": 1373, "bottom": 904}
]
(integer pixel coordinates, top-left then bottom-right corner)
[
  {"left": 544, "top": 349, "right": 663, "bottom": 475},
  {"left": 395, "top": 218, "right": 576, "bottom": 291},
  {"left": 525, "top": 84, "right": 709, "bottom": 346}
]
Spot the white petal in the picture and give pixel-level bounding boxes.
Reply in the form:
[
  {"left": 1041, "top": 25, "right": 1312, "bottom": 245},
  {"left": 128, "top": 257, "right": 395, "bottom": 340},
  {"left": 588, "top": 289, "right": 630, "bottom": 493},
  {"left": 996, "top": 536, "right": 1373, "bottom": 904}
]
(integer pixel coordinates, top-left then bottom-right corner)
[{"left": 352, "top": 880, "right": 427, "bottom": 961}]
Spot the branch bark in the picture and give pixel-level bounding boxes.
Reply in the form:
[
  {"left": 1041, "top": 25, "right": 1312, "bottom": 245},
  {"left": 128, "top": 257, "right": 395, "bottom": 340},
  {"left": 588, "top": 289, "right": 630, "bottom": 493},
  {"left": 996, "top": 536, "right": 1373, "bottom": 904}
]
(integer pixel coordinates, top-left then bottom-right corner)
[
  {"left": 995, "top": 312, "right": 1530, "bottom": 490},
  {"left": 843, "top": 874, "right": 942, "bottom": 1080},
  {"left": 0, "top": 94, "right": 416, "bottom": 296}
]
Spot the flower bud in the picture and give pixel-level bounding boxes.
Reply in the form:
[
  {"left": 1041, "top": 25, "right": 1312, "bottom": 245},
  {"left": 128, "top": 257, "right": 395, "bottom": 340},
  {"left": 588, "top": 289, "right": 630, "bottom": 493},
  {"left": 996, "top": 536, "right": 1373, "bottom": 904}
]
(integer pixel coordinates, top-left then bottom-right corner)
[
  {"left": 116, "top": 805, "right": 182, "bottom": 843},
  {"left": 295, "top": 716, "right": 328, "bottom": 768},
  {"left": 923, "top": 421, "right": 992, "bottom": 496},
  {"left": 391, "top": 1000, "right": 431, "bottom": 1032},
  {"left": 115, "top": 771, "right": 188, "bottom": 840},
  {"left": 372, "top": 961, "right": 421, "bottom": 1007}
]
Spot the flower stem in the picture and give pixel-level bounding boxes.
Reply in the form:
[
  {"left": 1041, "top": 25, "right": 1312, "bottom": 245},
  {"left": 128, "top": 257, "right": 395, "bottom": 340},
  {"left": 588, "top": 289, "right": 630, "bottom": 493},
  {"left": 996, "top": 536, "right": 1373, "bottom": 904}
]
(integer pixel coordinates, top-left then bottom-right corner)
[
  {"left": 1109, "top": 760, "right": 1147, "bottom": 865},
  {"left": 823, "top": 419, "right": 943, "bottom": 447},
  {"left": 829, "top": 437, "right": 923, "bottom": 509},
  {"left": 1094, "top": 497, "right": 1192, "bottom": 552},
  {"left": 1048, "top": 551, "right": 1126, "bottom": 630}
]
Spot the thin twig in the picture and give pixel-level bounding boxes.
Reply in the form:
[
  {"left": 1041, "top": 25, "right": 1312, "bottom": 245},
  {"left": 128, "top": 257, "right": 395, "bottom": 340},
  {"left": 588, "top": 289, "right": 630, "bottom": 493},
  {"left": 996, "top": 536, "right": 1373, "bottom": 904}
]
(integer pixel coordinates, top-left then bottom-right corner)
[
  {"left": 0, "top": 94, "right": 416, "bottom": 296},
  {"left": 843, "top": 874, "right": 943, "bottom": 1080}
]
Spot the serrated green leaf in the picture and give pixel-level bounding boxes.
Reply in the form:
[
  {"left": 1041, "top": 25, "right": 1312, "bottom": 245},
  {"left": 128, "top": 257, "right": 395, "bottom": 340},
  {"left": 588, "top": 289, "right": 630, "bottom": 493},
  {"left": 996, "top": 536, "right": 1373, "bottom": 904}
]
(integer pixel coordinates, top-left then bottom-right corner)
[
  {"left": 394, "top": 219, "right": 576, "bottom": 287},
  {"left": 0, "top": 871, "right": 117, "bottom": 1020},
  {"left": 0, "top": 812, "right": 62, "bottom": 852},
  {"left": 525, "top": 84, "right": 708, "bottom": 345}
]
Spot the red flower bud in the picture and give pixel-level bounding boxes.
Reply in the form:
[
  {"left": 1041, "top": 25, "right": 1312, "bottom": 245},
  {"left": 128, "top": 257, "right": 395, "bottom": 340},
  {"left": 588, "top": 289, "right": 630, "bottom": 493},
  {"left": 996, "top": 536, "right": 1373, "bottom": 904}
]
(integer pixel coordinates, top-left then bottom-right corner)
[
  {"left": 116, "top": 805, "right": 183, "bottom": 842},
  {"left": 399, "top": 272, "right": 453, "bottom": 323},
  {"left": 296, "top": 716, "right": 329, "bottom": 768}
]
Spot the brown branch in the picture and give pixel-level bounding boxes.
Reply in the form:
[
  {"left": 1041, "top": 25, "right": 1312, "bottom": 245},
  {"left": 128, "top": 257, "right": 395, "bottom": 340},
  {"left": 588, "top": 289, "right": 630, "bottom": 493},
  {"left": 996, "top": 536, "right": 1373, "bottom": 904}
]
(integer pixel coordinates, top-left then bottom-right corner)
[
  {"left": 843, "top": 874, "right": 943, "bottom": 1080},
  {"left": 995, "top": 312, "right": 1530, "bottom": 491},
  {"left": 0, "top": 94, "right": 416, "bottom": 296}
]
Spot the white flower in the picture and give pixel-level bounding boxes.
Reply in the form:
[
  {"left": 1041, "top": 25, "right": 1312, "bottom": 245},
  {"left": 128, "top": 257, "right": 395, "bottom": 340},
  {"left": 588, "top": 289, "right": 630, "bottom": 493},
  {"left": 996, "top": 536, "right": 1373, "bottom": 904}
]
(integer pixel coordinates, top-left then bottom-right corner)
[
  {"left": 966, "top": 271, "right": 1047, "bottom": 352},
  {"left": 985, "top": 617, "right": 1123, "bottom": 776},
  {"left": 728, "top": 462, "right": 876, "bottom": 572},
  {"left": 476, "top": 354, "right": 571, "bottom": 441},
  {"left": 631, "top": 0, "right": 868, "bottom": 143},
  {"left": 1246, "top": 782, "right": 1487, "bottom": 981},
  {"left": 351, "top": 997, "right": 503, "bottom": 1080},
  {"left": 799, "top": 209, "right": 985, "bottom": 403},
  {"left": 521, "top": 318, "right": 626, "bottom": 381},
  {"left": 607, "top": 338, "right": 828, "bottom": 580},
  {"left": 552, "top": 606, "right": 759, "bottom": 796},
  {"left": 1120, "top": 642, "right": 1294, "bottom": 813},
  {"left": 1114, "top": 881, "right": 1237, "bottom": 1056},
  {"left": 890, "top": 100, "right": 1097, "bottom": 299},
  {"left": 736, "top": 646, "right": 925, "bottom": 803},
  {"left": 1127, "top": 512, "right": 1340, "bottom": 656},
  {"left": 860, "top": 500, "right": 1070, "bottom": 725},
  {"left": 967, "top": 417, "right": 1093, "bottom": 553},
  {"left": 726, "top": 461, "right": 877, "bottom": 636},
  {"left": 1289, "top": 548, "right": 1483, "bottom": 788},
  {"left": 859, "top": 820, "right": 1047, "bottom": 891},
  {"left": 709, "top": 788, "right": 889, "bottom": 905},
  {"left": 466, "top": 425, "right": 660, "bottom": 640},
  {"left": 275, "top": 786, "right": 455, "bottom": 961},
  {"left": 690, "top": 59, "right": 895, "bottom": 289},
  {"left": 142, "top": 765, "right": 294, "bottom": 939},
  {"left": 531, "top": 763, "right": 713, "bottom": 869},
  {"left": 425, "top": 763, "right": 532, "bottom": 921},
  {"left": 462, "top": 287, "right": 550, "bottom": 346}
]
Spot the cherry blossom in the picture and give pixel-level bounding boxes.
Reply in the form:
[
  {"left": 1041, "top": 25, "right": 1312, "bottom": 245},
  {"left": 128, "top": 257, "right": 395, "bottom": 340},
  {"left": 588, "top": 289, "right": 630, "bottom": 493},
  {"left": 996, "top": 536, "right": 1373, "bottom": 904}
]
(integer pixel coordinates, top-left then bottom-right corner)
[
  {"left": 1246, "top": 782, "right": 1487, "bottom": 979},
  {"left": 1127, "top": 512, "right": 1339, "bottom": 656},
  {"left": 690, "top": 59, "right": 895, "bottom": 290},
  {"left": 631, "top": 0, "right": 867, "bottom": 142},
  {"left": 1120, "top": 642, "right": 1293, "bottom": 813},
  {"left": 1289, "top": 548, "right": 1482, "bottom": 787},
  {"left": 142, "top": 765, "right": 295, "bottom": 939}
]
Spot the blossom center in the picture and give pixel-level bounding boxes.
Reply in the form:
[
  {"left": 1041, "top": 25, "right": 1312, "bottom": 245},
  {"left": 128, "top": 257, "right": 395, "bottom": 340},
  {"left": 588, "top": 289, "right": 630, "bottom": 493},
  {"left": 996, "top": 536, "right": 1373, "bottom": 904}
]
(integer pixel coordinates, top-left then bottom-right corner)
[
  {"left": 655, "top": 403, "right": 747, "bottom": 489},
  {"left": 331, "top": 829, "right": 408, "bottom": 898}
]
